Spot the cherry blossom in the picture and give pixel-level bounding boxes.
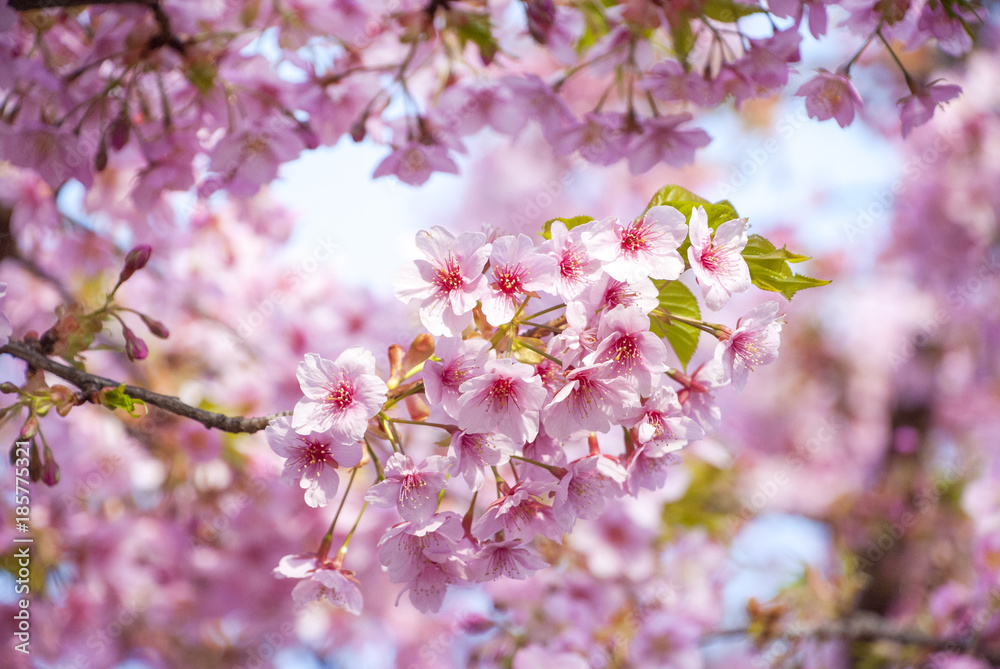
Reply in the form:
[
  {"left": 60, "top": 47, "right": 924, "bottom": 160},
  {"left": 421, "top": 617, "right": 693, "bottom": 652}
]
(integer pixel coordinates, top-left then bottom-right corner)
[
  {"left": 265, "top": 417, "right": 363, "bottom": 508},
  {"left": 552, "top": 455, "right": 628, "bottom": 529},
  {"left": 585, "top": 305, "right": 669, "bottom": 395},
  {"left": 274, "top": 554, "right": 364, "bottom": 615},
  {"left": 542, "top": 363, "right": 638, "bottom": 440},
  {"left": 795, "top": 70, "right": 864, "bottom": 128},
  {"left": 364, "top": 453, "right": 451, "bottom": 524},
  {"left": 624, "top": 387, "right": 704, "bottom": 454},
  {"left": 481, "top": 234, "right": 558, "bottom": 326},
  {"left": 423, "top": 336, "right": 494, "bottom": 420},
  {"left": 469, "top": 539, "right": 550, "bottom": 582},
  {"left": 291, "top": 348, "right": 388, "bottom": 441},
  {"left": 898, "top": 81, "right": 963, "bottom": 137},
  {"left": 449, "top": 430, "right": 517, "bottom": 491},
  {"left": 472, "top": 480, "right": 564, "bottom": 543},
  {"left": 686, "top": 206, "right": 751, "bottom": 311},
  {"left": 542, "top": 220, "right": 601, "bottom": 301},
  {"left": 585, "top": 207, "right": 688, "bottom": 282},
  {"left": 457, "top": 357, "right": 548, "bottom": 444},
  {"left": 376, "top": 511, "right": 466, "bottom": 584},
  {"left": 393, "top": 227, "right": 492, "bottom": 337},
  {"left": 714, "top": 301, "right": 785, "bottom": 393}
]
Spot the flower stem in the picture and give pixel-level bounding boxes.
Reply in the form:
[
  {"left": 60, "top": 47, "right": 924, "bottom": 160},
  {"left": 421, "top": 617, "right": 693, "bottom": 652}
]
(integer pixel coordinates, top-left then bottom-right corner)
[
  {"left": 522, "top": 303, "right": 566, "bottom": 322},
  {"left": 515, "top": 340, "right": 563, "bottom": 366},
  {"left": 333, "top": 502, "right": 369, "bottom": 568},
  {"left": 317, "top": 466, "right": 358, "bottom": 561},
  {"left": 510, "top": 453, "right": 563, "bottom": 476},
  {"left": 389, "top": 417, "right": 455, "bottom": 432}
]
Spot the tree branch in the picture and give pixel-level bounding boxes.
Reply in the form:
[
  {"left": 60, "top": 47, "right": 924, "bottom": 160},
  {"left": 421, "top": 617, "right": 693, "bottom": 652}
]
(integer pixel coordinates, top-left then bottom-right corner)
[
  {"left": 1, "top": 339, "right": 289, "bottom": 434},
  {"left": 704, "top": 613, "right": 1000, "bottom": 664}
]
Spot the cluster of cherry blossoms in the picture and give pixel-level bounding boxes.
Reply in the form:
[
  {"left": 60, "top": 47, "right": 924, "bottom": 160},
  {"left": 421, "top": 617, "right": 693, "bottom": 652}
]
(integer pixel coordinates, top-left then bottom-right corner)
[{"left": 265, "top": 186, "right": 823, "bottom": 614}]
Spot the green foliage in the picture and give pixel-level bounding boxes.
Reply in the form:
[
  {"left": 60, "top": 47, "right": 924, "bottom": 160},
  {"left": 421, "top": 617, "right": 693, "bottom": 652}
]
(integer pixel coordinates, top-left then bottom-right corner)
[
  {"left": 650, "top": 280, "right": 702, "bottom": 369},
  {"left": 450, "top": 11, "right": 499, "bottom": 65},
  {"left": 99, "top": 384, "right": 147, "bottom": 418},
  {"left": 540, "top": 215, "right": 595, "bottom": 240},
  {"left": 742, "top": 235, "right": 831, "bottom": 300},
  {"left": 703, "top": 0, "right": 763, "bottom": 22}
]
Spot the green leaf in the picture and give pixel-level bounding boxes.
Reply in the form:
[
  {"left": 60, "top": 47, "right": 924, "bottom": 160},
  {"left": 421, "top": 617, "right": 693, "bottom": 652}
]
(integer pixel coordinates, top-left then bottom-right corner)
[
  {"left": 669, "top": 18, "right": 696, "bottom": 60},
  {"left": 742, "top": 234, "right": 831, "bottom": 300},
  {"left": 450, "top": 12, "right": 499, "bottom": 65},
  {"left": 650, "top": 280, "right": 701, "bottom": 369},
  {"left": 644, "top": 184, "right": 710, "bottom": 212},
  {"left": 100, "top": 384, "right": 147, "bottom": 418},
  {"left": 540, "top": 215, "right": 595, "bottom": 240},
  {"left": 702, "top": 0, "right": 763, "bottom": 22}
]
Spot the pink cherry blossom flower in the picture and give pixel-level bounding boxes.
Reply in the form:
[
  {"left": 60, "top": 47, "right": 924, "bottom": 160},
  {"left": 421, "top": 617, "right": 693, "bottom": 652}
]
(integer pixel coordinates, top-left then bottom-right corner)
[
  {"left": 541, "top": 220, "right": 601, "bottom": 300},
  {"left": 265, "top": 417, "right": 363, "bottom": 508},
  {"left": 434, "top": 82, "right": 524, "bottom": 136},
  {"left": 547, "top": 301, "right": 601, "bottom": 367},
  {"left": 376, "top": 511, "right": 466, "bottom": 583},
  {"left": 586, "top": 272, "right": 659, "bottom": 315},
  {"left": 542, "top": 363, "right": 638, "bottom": 440},
  {"left": 393, "top": 226, "right": 492, "bottom": 337},
  {"left": 457, "top": 358, "right": 548, "bottom": 444},
  {"left": 423, "top": 337, "right": 493, "bottom": 420},
  {"left": 399, "top": 556, "right": 469, "bottom": 613},
  {"left": 472, "top": 480, "right": 563, "bottom": 543},
  {"left": 686, "top": 206, "right": 751, "bottom": 311},
  {"left": 274, "top": 554, "right": 363, "bottom": 614},
  {"left": 501, "top": 74, "right": 575, "bottom": 142},
  {"left": 207, "top": 119, "right": 305, "bottom": 197},
  {"left": 898, "top": 81, "right": 962, "bottom": 137},
  {"left": 625, "top": 446, "right": 683, "bottom": 495},
  {"left": 372, "top": 141, "right": 459, "bottom": 186},
  {"left": 626, "top": 114, "right": 711, "bottom": 175},
  {"left": 585, "top": 305, "right": 669, "bottom": 395},
  {"left": 623, "top": 387, "right": 703, "bottom": 455},
  {"left": 552, "top": 455, "right": 628, "bottom": 529},
  {"left": 795, "top": 70, "right": 863, "bottom": 128},
  {"left": 481, "top": 234, "right": 558, "bottom": 326},
  {"left": 469, "top": 539, "right": 549, "bottom": 582},
  {"left": 641, "top": 60, "right": 712, "bottom": 105},
  {"left": 291, "top": 348, "right": 388, "bottom": 441},
  {"left": 585, "top": 207, "right": 687, "bottom": 282},
  {"left": 714, "top": 301, "right": 784, "bottom": 393},
  {"left": 364, "top": 453, "right": 450, "bottom": 524},
  {"left": 449, "top": 430, "right": 517, "bottom": 491},
  {"left": 552, "top": 112, "right": 632, "bottom": 165},
  {"left": 676, "top": 360, "right": 726, "bottom": 431}
]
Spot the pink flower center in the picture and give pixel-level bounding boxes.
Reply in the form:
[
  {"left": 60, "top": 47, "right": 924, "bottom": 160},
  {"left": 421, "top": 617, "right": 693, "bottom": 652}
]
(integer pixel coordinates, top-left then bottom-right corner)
[
  {"left": 731, "top": 332, "right": 766, "bottom": 368},
  {"left": 433, "top": 256, "right": 464, "bottom": 293},
  {"left": 559, "top": 247, "right": 585, "bottom": 281},
  {"left": 644, "top": 413, "right": 672, "bottom": 441},
  {"left": 698, "top": 242, "right": 736, "bottom": 275},
  {"left": 610, "top": 334, "right": 640, "bottom": 372},
  {"left": 603, "top": 279, "right": 638, "bottom": 309},
  {"left": 620, "top": 219, "right": 653, "bottom": 254},
  {"left": 325, "top": 381, "right": 355, "bottom": 410},
  {"left": 441, "top": 357, "right": 475, "bottom": 390},
  {"left": 482, "top": 376, "right": 520, "bottom": 412},
  {"left": 493, "top": 264, "right": 527, "bottom": 296},
  {"left": 298, "top": 438, "right": 337, "bottom": 470}
]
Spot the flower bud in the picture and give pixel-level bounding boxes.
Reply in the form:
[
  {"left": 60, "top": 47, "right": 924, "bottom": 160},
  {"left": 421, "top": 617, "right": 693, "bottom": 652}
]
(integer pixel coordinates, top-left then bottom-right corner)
[
  {"left": 94, "top": 134, "right": 108, "bottom": 172},
  {"left": 108, "top": 112, "right": 130, "bottom": 151},
  {"left": 119, "top": 245, "right": 152, "bottom": 283},
  {"left": 20, "top": 414, "right": 38, "bottom": 440},
  {"left": 28, "top": 439, "right": 42, "bottom": 481},
  {"left": 42, "top": 446, "right": 60, "bottom": 486},
  {"left": 139, "top": 313, "right": 170, "bottom": 339},
  {"left": 0, "top": 382, "right": 20, "bottom": 394},
  {"left": 123, "top": 326, "right": 148, "bottom": 361}
]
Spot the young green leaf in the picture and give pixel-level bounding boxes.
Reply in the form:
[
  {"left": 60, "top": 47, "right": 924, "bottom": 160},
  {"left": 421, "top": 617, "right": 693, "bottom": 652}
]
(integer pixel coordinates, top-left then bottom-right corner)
[
  {"left": 650, "top": 280, "right": 702, "bottom": 369},
  {"left": 540, "top": 215, "right": 595, "bottom": 240}
]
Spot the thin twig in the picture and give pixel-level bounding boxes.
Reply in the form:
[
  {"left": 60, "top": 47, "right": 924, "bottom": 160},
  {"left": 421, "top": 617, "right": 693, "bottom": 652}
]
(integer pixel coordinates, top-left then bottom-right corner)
[{"left": 1, "top": 339, "right": 289, "bottom": 433}]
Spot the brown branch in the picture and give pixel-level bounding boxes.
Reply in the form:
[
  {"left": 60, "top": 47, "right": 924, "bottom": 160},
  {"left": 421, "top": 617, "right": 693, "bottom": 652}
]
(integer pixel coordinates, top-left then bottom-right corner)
[
  {"left": 1, "top": 339, "right": 289, "bottom": 434},
  {"left": 704, "top": 613, "right": 1000, "bottom": 664}
]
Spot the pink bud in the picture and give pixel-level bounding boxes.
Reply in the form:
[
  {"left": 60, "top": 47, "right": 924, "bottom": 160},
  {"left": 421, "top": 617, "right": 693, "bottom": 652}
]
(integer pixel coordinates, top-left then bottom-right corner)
[
  {"left": 108, "top": 113, "right": 130, "bottom": 151},
  {"left": 123, "top": 327, "right": 148, "bottom": 361},
  {"left": 20, "top": 415, "right": 38, "bottom": 440},
  {"left": 119, "top": 245, "right": 152, "bottom": 283},
  {"left": 42, "top": 453, "right": 60, "bottom": 486},
  {"left": 139, "top": 314, "right": 170, "bottom": 339}
]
